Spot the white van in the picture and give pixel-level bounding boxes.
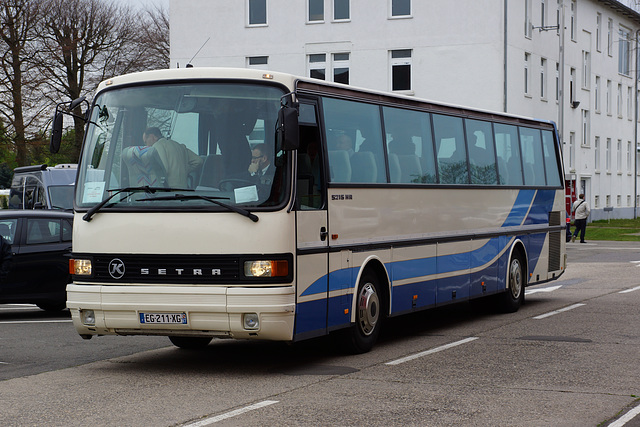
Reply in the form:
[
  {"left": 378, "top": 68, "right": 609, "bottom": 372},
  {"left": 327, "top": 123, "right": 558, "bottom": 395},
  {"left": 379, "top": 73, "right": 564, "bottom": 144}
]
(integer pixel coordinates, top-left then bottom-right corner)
[{"left": 9, "top": 164, "right": 77, "bottom": 210}]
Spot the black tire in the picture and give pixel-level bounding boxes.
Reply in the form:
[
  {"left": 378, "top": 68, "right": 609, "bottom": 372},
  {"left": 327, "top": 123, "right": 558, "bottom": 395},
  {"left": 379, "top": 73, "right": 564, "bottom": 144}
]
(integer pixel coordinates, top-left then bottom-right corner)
[
  {"left": 499, "top": 249, "right": 526, "bottom": 313},
  {"left": 168, "top": 336, "right": 212, "bottom": 349},
  {"left": 341, "top": 271, "right": 384, "bottom": 354}
]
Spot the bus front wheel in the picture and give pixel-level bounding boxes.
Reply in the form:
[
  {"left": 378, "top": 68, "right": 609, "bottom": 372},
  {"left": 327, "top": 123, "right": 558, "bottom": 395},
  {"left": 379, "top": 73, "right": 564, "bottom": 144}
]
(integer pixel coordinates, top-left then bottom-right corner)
[
  {"left": 500, "top": 250, "right": 526, "bottom": 313},
  {"left": 341, "top": 271, "right": 384, "bottom": 354},
  {"left": 169, "top": 336, "right": 212, "bottom": 349}
]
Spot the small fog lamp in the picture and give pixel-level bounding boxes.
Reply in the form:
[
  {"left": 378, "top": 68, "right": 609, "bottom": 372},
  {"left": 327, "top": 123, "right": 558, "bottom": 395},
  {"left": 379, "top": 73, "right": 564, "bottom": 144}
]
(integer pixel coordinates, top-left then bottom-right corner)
[
  {"left": 80, "top": 309, "right": 95, "bottom": 326},
  {"left": 243, "top": 313, "right": 259, "bottom": 330}
]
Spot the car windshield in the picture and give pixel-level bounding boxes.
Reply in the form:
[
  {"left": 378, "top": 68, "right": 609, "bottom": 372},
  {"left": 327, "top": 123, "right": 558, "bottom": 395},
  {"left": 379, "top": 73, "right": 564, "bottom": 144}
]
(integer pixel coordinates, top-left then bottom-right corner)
[
  {"left": 48, "top": 186, "right": 74, "bottom": 210},
  {"left": 76, "top": 82, "right": 288, "bottom": 211}
]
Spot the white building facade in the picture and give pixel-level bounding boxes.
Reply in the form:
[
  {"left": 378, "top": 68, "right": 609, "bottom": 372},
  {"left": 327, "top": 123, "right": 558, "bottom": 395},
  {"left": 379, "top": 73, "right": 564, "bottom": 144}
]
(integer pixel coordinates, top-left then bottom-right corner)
[{"left": 169, "top": 0, "right": 640, "bottom": 220}]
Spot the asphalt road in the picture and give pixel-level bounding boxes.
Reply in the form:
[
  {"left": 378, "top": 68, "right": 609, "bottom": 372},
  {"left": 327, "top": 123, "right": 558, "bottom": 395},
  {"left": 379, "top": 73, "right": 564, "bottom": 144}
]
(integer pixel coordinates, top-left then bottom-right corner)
[{"left": 1, "top": 241, "right": 639, "bottom": 426}]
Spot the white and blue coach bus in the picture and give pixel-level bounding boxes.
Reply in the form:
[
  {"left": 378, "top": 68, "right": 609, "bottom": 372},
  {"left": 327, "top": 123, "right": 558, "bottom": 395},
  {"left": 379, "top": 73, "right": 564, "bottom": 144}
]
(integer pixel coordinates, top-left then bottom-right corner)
[{"left": 54, "top": 68, "right": 566, "bottom": 353}]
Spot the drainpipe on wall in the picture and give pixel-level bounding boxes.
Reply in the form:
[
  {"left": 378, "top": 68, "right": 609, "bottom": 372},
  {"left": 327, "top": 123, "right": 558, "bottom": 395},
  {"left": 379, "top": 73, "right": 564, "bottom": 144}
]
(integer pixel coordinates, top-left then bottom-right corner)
[
  {"left": 503, "top": 0, "right": 508, "bottom": 113},
  {"left": 634, "top": 29, "right": 639, "bottom": 219}
]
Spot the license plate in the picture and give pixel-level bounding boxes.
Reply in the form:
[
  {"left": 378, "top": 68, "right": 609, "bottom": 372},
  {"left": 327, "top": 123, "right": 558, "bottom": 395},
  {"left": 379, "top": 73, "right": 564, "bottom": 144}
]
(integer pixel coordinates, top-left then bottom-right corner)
[{"left": 139, "top": 312, "right": 187, "bottom": 324}]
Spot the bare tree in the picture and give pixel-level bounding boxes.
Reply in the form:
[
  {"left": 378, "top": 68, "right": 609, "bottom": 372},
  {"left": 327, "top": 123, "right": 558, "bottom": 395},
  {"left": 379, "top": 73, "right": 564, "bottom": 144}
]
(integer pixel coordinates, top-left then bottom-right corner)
[
  {"left": 35, "top": 0, "right": 143, "bottom": 160},
  {"left": 138, "top": 3, "right": 170, "bottom": 70},
  {"left": 0, "top": 0, "right": 44, "bottom": 166}
]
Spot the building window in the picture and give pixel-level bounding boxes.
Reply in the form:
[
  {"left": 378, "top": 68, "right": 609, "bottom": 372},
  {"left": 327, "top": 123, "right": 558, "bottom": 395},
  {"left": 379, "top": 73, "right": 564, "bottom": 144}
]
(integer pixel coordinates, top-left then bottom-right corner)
[
  {"left": 556, "top": 62, "right": 560, "bottom": 102},
  {"left": 569, "top": 67, "right": 576, "bottom": 104},
  {"left": 617, "top": 140, "right": 622, "bottom": 172},
  {"left": 581, "top": 110, "right": 589, "bottom": 147},
  {"left": 582, "top": 51, "right": 590, "bottom": 89},
  {"left": 391, "top": 0, "right": 411, "bottom": 17},
  {"left": 619, "top": 26, "right": 631, "bottom": 76},
  {"left": 595, "top": 76, "right": 601, "bottom": 113},
  {"left": 606, "top": 195, "right": 611, "bottom": 207},
  {"left": 570, "top": 0, "right": 576, "bottom": 41},
  {"left": 606, "top": 138, "right": 611, "bottom": 171},
  {"left": 596, "top": 13, "right": 601, "bottom": 52},
  {"left": 391, "top": 49, "right": 412, "bottom": 91},
  {"left": 248, "top": 0, "right": 267, "bottom": 26},
  {"left": 595, "top": 195, "right": 600, "bottom": 208},
  {"left": 569, "top": 132, "right": 575, "bottom": 170},
  {"left": 627, "top": 87, "right": 633, "bottom": 120},
  {"left": 308, "top": 0, "right": 324, "bottom": 22},
  {"left": 617, "top": 84, "right": 623, "bottom": 118},
  {"left": 541, "top": 0, "right": 546, "bottom": 27},
  {"left": 607, "top": 18, "right": 613, "bottom": 56},
  {"left": 333, "top": 53, "right": 350, "bottom": 84},
  {"left": 308, "top": 54, "right": 326, "bottom": 80},
  {"left": 595, "top": 136, "right": 600, "bottom": 171},
  {"left": 333, "top": 0, "right": 350, "bottom": 21},
  {"left": 525, "top": 0, "right": 532, "bottom": 38},
  {"left": 247, "top": 56, "right": 268, "bottom": 68},
  {"left": 628, "top": 141, "right": 632, "bottom": 171},
  {"left": 524, "top": 53, "right": 531, "bottom": 95},
  {"left": 540, "top": 58, "right": 547, "bottom": 99},
  {"left": 606, "top": 80, "right": 612, "bottom": 115},
  {"left": 556, "top": 0, "right": 561, "bottom": 35}
]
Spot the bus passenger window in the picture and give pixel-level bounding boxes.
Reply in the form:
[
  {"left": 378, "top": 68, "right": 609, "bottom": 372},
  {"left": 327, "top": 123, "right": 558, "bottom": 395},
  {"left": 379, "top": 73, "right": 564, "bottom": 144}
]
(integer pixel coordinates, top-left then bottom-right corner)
[
  {"left": 519, "top": 127, "right": 546, "bottom": 186},
  {"left": 433, "top": 114, "right": 469, "bottom": 184},
  {"left": 465, "top": 119, "right": 498, "bottom": 185},
  {"left": 383, "top": 106, "right": 436, "bottom": 184},
  {"left": 494, "top": 124, "right": 524, "bottom": 186},
  {"left": 542, "top": 130, "right": 562, "bottom": 186}
]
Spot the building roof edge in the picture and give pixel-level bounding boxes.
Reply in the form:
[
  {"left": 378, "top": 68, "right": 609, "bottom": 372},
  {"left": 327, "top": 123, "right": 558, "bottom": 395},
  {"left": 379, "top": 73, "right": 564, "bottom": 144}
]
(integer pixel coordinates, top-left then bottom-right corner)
[{"left": 597, "top": 0, "right": 640, "bottom": 26}]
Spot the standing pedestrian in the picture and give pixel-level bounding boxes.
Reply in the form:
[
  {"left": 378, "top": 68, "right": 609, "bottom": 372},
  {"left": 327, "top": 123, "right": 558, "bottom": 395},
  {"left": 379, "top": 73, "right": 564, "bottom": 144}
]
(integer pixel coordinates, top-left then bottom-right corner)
[{"left": 572, "top": 193, "right": 590, "bottom": 243}]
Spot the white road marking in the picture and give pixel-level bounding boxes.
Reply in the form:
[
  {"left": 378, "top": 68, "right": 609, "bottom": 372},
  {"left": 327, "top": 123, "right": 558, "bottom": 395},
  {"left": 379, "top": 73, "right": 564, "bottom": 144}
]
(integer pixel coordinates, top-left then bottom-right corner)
[
  {"left": 533, "top": 303, "right": 586, "bottom": 320},
  {"left": 619, "top": 286, "right": 640, "bottom": 294},
  {"left": 0, "top": 320, "right": 72, "bottom": 325},
  {"left": 526, "top": 285, "right": 562, "bottom": 295},
  {"left": 0, "top": 361, "right": 8, "bottom": 365},
  {"left": 385, "top": 337, "right": 479, "bottom": 366},
  {"left": 608, "top": 403, "right": 640, "bottom": 427},
  {"left": 183, "top": 400, "right": 279, "bottom": 426}
]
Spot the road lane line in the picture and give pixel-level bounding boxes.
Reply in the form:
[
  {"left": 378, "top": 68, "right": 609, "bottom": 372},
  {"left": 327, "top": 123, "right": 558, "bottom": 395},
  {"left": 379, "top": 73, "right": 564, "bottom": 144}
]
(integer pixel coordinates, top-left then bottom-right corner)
[
  {"left": 608, "top": 403, "right": 640, "bottom": 427},
  {"left": 183, "top": 400, "right": 279, "bottom": 426},
  {"left": 0, "top": 320, "right": 72, "bottom": 325},
  {"left": 526, "top": 285, "right": 562, "bottom": 295},
  {"left": 619, "top": 286, "right": 640, "bottom": 294},
  {"left": 385, "top": 337, "right": 479, "bottom": 366},
  {"left": 533, "top": 303, "right": 585, "bottom": 320}
]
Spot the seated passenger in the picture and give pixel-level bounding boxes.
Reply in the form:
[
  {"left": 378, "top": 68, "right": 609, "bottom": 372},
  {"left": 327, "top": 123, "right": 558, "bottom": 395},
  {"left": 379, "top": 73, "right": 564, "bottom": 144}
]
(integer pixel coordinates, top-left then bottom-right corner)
[
  {"left": 248, "top": 143, "right": 275, "bottom": 185},
  {"left": 143, "top": 127, "right": 203, "bottom": 188}
]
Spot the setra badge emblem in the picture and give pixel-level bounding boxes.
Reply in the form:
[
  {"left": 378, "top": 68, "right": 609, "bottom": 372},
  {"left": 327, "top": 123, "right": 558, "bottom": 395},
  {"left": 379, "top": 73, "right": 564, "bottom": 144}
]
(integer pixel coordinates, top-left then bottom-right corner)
[{"left": 108, "top": 258, "right": 126, "bottom": 279}]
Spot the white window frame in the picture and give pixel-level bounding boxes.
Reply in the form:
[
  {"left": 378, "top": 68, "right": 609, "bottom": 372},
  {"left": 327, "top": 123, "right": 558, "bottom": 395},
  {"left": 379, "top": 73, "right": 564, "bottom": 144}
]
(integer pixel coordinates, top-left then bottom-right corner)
[
  {"left": 525, "top": 0, "right": 533, "bottom": 38},
  {"left": 390, "top": 49, "right": 412, "bottom": 93},
  {"left": 617, "top": 83, "right": 623, "bottom": 118},
  {"left": 619, "top": 26, "right": 631, "bottom": 76},
  {"left": 596, "top": 12, "right": 602, "bottom": 52},
  {"left": 582, "top": 50, "right": 590, "bottom": 89},
  {"left": 308, "top": 53, "right": 327, "bottom": 81},
  {"left": 524, "top": 53, "right": 531, "bottom": 96},
  {"left": 541, "top": 0, "right": 546, "bottom": 28},
  {"left": 581, "top": 110, "right": 590, "bottom": 147},
  {"left": 607, "top": 18, "right": 613, "bottom": 57},
  {"left": 333, "top": 0, "right": 350, "bottom": 22},
  {"left": 627, "top": 141, "right": 632, "bottom": 171},
  {"left": 595, "top": 76, "right": 601, "bottom": 113},
  {"left": 606, "top": 137, "right": 611, "bottom": 172},
  {"left": 540, "top": 58, "right": 547, "bottom": 100},
  {"left": 246, "top": 56, "right": 269, "bottom": 69},
  {"left": 628, "top": 87, "right": 633, "bottom": 120},
  {"left": 617, "top": 139, "right": 622, "bottom": 173},
  {"left": 594, "top": 136, "right": 600, "bottom": 172},
  {"left": 332, "top": 52, "right": 350, "bottom": 84},
  {"left": 555, "top": 62, "right": 559, "bottom": 101},
  {"left": 570, "top": 0, "right": 576, "bottom": 41},
  {"left": 247, "top": 0, "right": 268, "bottom": 27},
  {"left": 307, "top": 0, "right": 325, "bottom": 23},
  {"left": 389, "top": 0, "right": 411, "bottom": 19},
  {"left": 606, "top": 80, "right": 612, "bottom": 115},
  {"left": 569, "top": 132, "right": 576, "bottom": 170}
]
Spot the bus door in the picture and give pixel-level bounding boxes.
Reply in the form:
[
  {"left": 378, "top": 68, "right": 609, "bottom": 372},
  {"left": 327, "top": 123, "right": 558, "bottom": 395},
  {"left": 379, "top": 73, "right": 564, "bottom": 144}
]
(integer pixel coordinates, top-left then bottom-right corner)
[{"left": 294, "top": 101, "right": 329, "bottom": 340}]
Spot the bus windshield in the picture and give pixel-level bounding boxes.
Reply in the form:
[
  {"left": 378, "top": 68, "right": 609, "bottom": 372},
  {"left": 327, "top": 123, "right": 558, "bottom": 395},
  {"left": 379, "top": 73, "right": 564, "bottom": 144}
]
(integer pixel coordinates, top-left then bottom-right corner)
[{"left": 76, "top": 82, "right": 287, "bottom": 212}]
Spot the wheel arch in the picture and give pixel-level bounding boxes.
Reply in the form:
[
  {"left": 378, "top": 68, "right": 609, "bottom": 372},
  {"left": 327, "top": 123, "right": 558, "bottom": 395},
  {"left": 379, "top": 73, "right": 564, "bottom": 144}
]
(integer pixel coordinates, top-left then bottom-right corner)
[
  {"left": 351, "top": 255, "right": 390, "bottom": 322},
  {"left": 507, "top": 238, "right": 529, "bottom": 288}
]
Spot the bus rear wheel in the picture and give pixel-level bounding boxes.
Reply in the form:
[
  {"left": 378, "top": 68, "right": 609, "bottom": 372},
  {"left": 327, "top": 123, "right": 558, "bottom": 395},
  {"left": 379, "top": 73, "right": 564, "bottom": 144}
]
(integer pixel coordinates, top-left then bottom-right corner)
[
  {"left": 169, "top": 336, "right": 212, "bottom": 349},
  {"left": 341, "top": 271, "right": 384, "bottom": 354},
  {"left": 500, "top": 250, "right": 525, "bottom": 313}
]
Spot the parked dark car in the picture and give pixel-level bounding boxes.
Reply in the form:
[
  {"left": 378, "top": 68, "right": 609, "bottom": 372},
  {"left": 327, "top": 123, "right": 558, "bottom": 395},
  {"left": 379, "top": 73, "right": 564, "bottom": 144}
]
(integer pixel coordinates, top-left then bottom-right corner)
[{"left": 0, "top": 210, "right": 73, "bottom": 311}]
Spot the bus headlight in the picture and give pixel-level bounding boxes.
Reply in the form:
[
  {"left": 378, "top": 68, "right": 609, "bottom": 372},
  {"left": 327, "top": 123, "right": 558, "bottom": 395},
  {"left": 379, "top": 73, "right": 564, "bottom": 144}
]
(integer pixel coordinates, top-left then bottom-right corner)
[
  {"left": 70, "top": 259, "right": 92, "bottom": 276},
  {"left": 244, "top": 260, "right": 288, "bottom": 278}
]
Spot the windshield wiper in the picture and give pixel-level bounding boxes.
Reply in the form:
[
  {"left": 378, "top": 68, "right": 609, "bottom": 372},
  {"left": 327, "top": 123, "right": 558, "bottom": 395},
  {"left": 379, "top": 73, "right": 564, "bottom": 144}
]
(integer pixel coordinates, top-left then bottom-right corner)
[
  {"left": 82, "top": 186, "right": 194, "bottom": 222},
  {"left": 138, "top": 193, "right": 259, "bottom": 223}
]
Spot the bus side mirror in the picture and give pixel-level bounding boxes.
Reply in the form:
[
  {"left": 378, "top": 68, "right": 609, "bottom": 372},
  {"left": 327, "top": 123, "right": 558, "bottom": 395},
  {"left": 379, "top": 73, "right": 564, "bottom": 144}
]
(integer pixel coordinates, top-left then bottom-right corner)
[
  {"left": 50, "top": 111, "right": 63, "bottom": 154},
  {"left": 277, "top": 106, "right": 299, "bottom": 151}
]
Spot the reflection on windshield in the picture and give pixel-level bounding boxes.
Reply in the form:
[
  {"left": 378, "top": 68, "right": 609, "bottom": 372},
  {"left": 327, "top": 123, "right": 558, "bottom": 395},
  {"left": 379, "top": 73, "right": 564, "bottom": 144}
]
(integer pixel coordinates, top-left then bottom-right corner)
[
  {"left": 76, "top": 82, "right": 287, "bottom": 211},
  {"left": 48, "top": 186, "right": 74, "bottom": 210}
]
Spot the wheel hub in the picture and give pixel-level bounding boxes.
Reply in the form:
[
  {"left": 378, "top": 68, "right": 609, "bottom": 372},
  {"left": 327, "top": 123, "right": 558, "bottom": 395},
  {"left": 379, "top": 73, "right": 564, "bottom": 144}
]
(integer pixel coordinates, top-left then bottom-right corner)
[{"left": 357, "top": 283, "right": 379, "bottom": 336}]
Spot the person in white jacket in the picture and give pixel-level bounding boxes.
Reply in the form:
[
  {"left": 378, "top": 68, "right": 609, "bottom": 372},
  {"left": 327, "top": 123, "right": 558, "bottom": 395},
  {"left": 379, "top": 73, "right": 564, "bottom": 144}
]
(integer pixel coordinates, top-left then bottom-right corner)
[{"left": 571, "top": 193, "right": 590, "bottom": 243}]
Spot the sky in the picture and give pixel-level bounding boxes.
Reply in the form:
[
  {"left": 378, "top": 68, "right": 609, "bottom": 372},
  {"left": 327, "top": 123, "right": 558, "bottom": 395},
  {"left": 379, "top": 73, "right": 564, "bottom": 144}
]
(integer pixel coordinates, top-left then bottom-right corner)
[{"left": 114, "top": 0, "right": 169, "bottom": 11}]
